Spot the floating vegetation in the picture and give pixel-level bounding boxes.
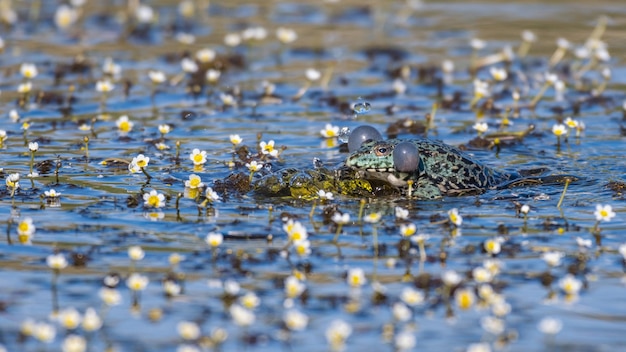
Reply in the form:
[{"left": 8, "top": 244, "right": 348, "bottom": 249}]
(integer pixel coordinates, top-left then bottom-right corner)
[{"left": 0, "top": 1, "right": 625, "bottom": 351}]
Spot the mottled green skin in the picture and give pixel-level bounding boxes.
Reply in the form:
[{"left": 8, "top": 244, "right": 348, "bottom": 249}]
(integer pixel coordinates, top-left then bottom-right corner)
[
  {"left": 346, "top": 138, "right": 520, "bottom": 199},
  {"left": 253, "top": 166, "right": 399, "bottom": 199}
]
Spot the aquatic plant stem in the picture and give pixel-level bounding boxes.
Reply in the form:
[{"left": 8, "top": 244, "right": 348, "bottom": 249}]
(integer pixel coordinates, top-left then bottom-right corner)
[
  {"left": 140, "top": 167, "right": 152, "bottom": 182},
  {"left": 357, "top": 199, "right": 366, "bottom": 224},
  {"left": 530, "top": 82, "right": 550, "bottom": 109},
  {"left": 556, "top": 178, "right": 570, "bottom": 208}
]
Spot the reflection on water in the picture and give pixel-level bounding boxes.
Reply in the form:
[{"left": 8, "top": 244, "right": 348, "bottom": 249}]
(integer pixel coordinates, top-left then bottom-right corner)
[{"left": 1, "top": 0, "right": 626, "bottom": 351}]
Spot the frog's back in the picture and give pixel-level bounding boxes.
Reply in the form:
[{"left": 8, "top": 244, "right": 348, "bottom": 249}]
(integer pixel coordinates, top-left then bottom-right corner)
[{"left": 412, "top": 139, "right": 516, "bottom": 193}]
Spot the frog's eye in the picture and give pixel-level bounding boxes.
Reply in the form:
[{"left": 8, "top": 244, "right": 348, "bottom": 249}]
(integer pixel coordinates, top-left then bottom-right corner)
[{"left": 375, "top": 146, "right": 391, "bottom": 156}]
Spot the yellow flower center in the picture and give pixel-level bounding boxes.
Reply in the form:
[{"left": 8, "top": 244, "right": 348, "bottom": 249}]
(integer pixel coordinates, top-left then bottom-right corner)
[
  {"left": 600, "top": 210, "right": 608, "bottom": 218},
  {"left": 193, "top": 154, "right": 204, "bottom": 163},
  {"left": 190, "top": 178, "right": 200, "bottom": 188},
  {"left": 296, "top": 246, "right": 305, "bottom": 255},
  {"left": 119, "top": 121, "right": 131, "bottom": 132},
  {"left": 147, "top": 195, "right": 160, "bottom": 207},
  {"left": 18, "top": 222, "right": 29, "bottom": 232},
  {"left": 457, "top": 292, "right": 473, "bottom": 310},
  {"left": 136, "top": 159, "right": 147, "bottom": 168}
]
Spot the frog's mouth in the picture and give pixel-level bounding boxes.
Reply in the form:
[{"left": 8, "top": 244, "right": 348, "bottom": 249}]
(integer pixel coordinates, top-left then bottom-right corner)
[{"left": 358, "top": 169, "right": 413, "bottom": 187}]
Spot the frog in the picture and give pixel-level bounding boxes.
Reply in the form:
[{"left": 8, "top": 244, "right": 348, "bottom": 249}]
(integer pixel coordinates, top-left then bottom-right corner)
[{"left": 346, "top": 134, "right": 576, "bottom": 199}]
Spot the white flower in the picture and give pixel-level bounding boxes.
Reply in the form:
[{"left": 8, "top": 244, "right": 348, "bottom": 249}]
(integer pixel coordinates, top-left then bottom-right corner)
[
  {"left": 230, "top": 304, "right": 255, "bottom": 326},
  {"left": 346, "top": 268, "right": 367, "bottom": 287},
  {"left": 229, "top": 134, "right": 243, "bottom": 145},
  {"left": 276, "top": 27, "right": 297, "bottom": 44},
  {"left": 128, "top": 245, "right": 145, "bottom": 261},
  {"left": 545, "top": 73, "right": 559, "bottom": 84},
  {"left": 455, "top": 288, "right": 475, "bottom": 310},
  {"left": 195, "top": 48, "right": 216, "bottom": 63},
  {"left": 575, "top": 237, "right": 592, "bottom": 248},
  {"left": 552, "top": 124, "right": 567, "bottom": 137},
  {"left": 392, "top": 302, "right": 412, "bottom": 322},
  {"left": 472, "top": 122, "right": 489, "bottom": 134},
  {"left": 594, "top": 204, "right": 616, "bottom": 222},
  {"left": 206, "top": 232, "right": 224, "bottom": 247},
  {"left": 62, "top": 334, "right": 86, "bottom": 352},
  {"left": 484, "top": 237, "right": 503, "bottom": 255},
  {"left": 189, "top": 148, "right": 207, "bottom": 165},
  {"left": 178, "top": 321, "right": 201, "bottom": 340},
  {"left": 185, "top": 174, "right": 204, "bottom": 189},
  {"left": 55, "top": 5, "right": 78, "bottom": 30},
  {"left": 149, "top": 70, "right": 166, "bottom": 84},
  {"left": 176, "top": 32, "right": 196, "bottom": 45},
  {"left": 522, "top": 30, "right": 536, "bottom": 42},
  {"left": 18, "top": 82, "right": 32, "bottom": 93},
  {"left": 305, "top": 68, "right": 321, "bottom": 81},
  {"left": 102, "top": 57, "right": 121, "bottom": 77},
  {"left": 240, "top": 292, "right": 260, "bottom": 309},
  {"left": 205, "top": 187, "right": 220, "bottom": 202},
  {"left": 57, "top": 307, "right": 82, "bottom": 329},
  {"left": 224, "top": 32, "right": 242, "bottom": 47},
  {"left": 47, "top": 253, "right": 68, "bottom": 270},
  {"left": 33, "top": 322, "right": 56, "bottom": 343},
  {"left": 557, "top": 38, "right": 570, "bottom": 49},
  {"left": 82, "top": 307, "right": 102, "bottom": 332},
  {"left": 400, "top": 287, "right": 424, "bottom": 306},
  {"left": 470, "top": 38, "right": 486, "bottom": 50},
  {"left": 331, "top": 212, "right": 350, "bottom": 225},
  {"left": 317, "top": 189, "right": 334, "bottom": 200},
  {"left": 442, "top": 270, "right": 462, "bottom": 286},
  {"left": 44, "top": 189, "right": 61, "bottom": 198},
  {"left": 473, "top": 79, "right": 490, "bottom": 98},
  {"left": 293, "top": 239, "right": 311, "bottom": 257},
  {"left": 320, "top": 123, "right": 340, "bottom": 138},
  {"left": 399, "top": 223, "right": 416, "bottom": 237},
  {"left": 143, "top": 190, "right": 165, "bottom": 208},
  {"left": 558, "top": 274, "right": 582, "bottom": 295},
  {"left": 325, "top": 320, "right": 352, "bottom": 349},
  {"left": 181, "top": 58, "right": 198, "bottom": 73},
  {"left": 538, "top": 317, "right": 562, "bottom": 335},
  {"left": 99, "top": 287, "right": 122, "bottom": 306},
  {"left": 5, "top": 173, "right": 20, "bottom": 189},
  {"left": 283, "top": 310, "right": 308, "bottom": 331},
  {"left": 206, "top": 69, "right": 221, "bottom": 83},
  {"left": 163, "top": 280, "right": 181, "bottom": 296},
  {"left": 448, "top": 208, "right": 463, "bottom": 226},
  {"left": 116, "top": 115, "right": 134, "bottom": 133},
  {"left": 20, "top": 63, "right": 38, "bottom": 79},
  {"left": 135, "top": 4, "right": 154, "bottom": 23},
  {"left": 241, "top": 26, "right": 267, "bottom": 41},
  {"left": 223, "top": 279, "right": 240, "bottom": 295},
  {"left": 395, "top": 330, "right": 416, "bottom": 351},
  {"left": 472, "top": 267, "right": 493, "bottom": 283},
  {"left": 126, "top": 273, "right": 149, "bottom": 291},
  {"left": 220, "top": 93, "right": 236, "bottom": 106},
  {"left": 363, "top": 212, "right": 382, "bottom": 223},
  {"left": 95, "top": 79, "right": 114, "bottom": 93},
  {"left": 520, "top": 204, "right": 530, "bottom": 214},
  {"left": 259, "top": 140, "right": 279, "bottom": 157},
  {"left": 481, "top": 316, "right": 505, "bottom": 335},
  {"left": 489, "top": 67, "right": 507, "bottom": 81},
  {"left": 395, "top": 206, "right": 409, "bottom": 220},
  {"left": 284, "top": 276, "right": 305, "bottom": 298},
  {"left": 542, "top": 251, "right": 564, "bottom": 267},
  {"left": 245, "top": 160, "right": 263, "bottom": 172}
]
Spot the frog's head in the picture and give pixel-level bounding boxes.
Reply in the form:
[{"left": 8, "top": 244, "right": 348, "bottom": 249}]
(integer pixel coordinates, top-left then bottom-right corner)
[{"left": 346, "top": 138, "right": 424, "bottom": 187}]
